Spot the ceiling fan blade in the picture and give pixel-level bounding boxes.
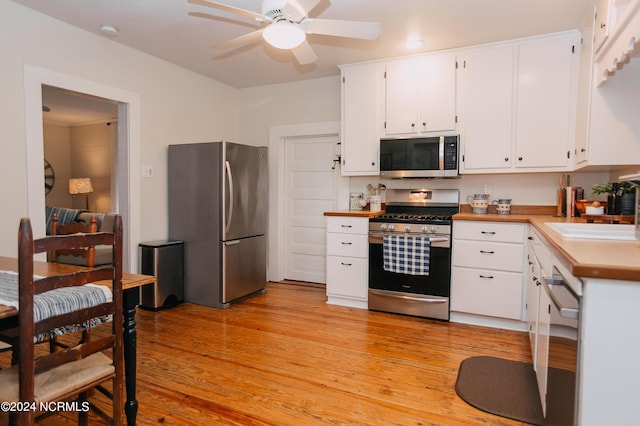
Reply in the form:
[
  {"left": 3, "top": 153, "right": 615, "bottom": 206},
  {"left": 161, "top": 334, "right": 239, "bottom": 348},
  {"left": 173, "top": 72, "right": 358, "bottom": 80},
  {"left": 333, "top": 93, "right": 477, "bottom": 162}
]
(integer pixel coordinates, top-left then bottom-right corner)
[
  {"left": 291, "top": 40, "right": 317, "bottom": 65},
  {"left": 188, "top": 0, "right": 268, "bottom": 22},
  {"left": 302, "top": 18, "right": 381, "bottom": 40},
  {"left": 284, "top": 0, "right": 322, "bottom": 20},
  {"left": 188, "top": 11, "right": 261, "bottom": 29},
  {"left": 214, "top": 29, "right": 264, "bottom": 51}
]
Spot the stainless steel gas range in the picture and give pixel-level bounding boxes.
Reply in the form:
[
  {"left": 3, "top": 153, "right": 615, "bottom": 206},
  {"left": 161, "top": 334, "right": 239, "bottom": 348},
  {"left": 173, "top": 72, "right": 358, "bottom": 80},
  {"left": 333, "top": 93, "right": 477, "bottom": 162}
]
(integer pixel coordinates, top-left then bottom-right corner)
[{"left": 368, "top": 188, "right": 459, "bottom": 321}]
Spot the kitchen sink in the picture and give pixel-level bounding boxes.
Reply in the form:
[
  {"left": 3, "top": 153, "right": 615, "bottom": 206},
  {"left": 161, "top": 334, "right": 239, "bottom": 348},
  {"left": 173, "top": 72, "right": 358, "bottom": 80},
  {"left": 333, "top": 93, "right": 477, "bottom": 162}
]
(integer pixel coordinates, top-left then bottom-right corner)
[{"left": 544, "top": 222, "right": 637, "bottom": 240}]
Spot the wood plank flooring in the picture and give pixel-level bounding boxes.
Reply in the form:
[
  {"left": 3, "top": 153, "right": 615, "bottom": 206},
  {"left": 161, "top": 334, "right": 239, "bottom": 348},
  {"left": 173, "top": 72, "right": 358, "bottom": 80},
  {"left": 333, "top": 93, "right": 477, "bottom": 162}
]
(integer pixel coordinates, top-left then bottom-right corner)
[{"left": 1, "top": 282, "right": 535, "bottom": 425}]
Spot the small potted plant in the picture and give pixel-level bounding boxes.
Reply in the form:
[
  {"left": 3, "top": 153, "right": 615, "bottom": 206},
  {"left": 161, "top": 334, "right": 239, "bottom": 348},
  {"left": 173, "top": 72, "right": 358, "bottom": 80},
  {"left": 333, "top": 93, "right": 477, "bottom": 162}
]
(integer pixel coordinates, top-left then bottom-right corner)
[{"left": 592, "top": 181, "right": 637, "bottom": 215}]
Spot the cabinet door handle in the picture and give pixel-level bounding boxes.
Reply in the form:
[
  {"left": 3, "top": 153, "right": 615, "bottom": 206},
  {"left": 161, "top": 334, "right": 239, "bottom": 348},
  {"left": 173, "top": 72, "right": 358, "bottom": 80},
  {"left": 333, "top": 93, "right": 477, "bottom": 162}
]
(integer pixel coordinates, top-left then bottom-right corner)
[
  {"left": 480, "top": 250, "right": 495, "bottom": 254},
  {"left": 481, "top": 231, "right": 496, "bottom": 235},
  {"left": 341, "top": 262, "right": 352, "bottom": 266},
  {"left": 341, "top": 225, "right": 352, "bottom": 228},
  {"left": 341, "top": 242, "right": 352, "bottom": 245},
  {"left": 479, "top": 274, "right": 494, "bottom": 279}
]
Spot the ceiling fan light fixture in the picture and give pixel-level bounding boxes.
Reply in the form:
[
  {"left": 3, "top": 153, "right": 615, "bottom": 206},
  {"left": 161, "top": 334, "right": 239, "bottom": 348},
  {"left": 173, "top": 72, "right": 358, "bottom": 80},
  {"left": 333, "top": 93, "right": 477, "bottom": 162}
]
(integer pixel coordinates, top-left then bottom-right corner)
[{"left": 263, "top": 21, "right": 306, "bottom": 49}]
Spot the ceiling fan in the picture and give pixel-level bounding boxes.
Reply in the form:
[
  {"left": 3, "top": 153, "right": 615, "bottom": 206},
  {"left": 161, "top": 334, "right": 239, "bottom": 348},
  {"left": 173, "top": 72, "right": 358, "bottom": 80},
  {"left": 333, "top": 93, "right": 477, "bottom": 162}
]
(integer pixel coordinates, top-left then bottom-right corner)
[{"left": 188, "top": 0, "right": 381, "bottom": 65}]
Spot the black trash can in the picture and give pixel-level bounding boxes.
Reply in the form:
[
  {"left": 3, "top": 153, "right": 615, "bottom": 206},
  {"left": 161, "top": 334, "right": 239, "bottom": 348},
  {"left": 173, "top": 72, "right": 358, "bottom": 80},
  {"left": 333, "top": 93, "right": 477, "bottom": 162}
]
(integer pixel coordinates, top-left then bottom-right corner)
[{"left": 138, "top": 240, "right": 184, "bottom": 310}]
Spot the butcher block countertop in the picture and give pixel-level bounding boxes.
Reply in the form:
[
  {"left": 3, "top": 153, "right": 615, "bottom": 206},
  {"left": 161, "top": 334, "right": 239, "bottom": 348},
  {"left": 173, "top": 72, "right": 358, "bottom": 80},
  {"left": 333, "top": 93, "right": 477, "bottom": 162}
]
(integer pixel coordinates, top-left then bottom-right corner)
[
  {"left": 454, "top": 207, "right": 640, "bottom": 282},
  {"left": 324, "top": 210, "right": 385, "bottom": 218}
]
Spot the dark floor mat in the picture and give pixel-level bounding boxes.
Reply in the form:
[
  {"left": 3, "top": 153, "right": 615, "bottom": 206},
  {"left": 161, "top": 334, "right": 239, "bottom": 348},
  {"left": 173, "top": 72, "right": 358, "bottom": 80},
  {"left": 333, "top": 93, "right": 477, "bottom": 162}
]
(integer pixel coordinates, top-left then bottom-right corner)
[{"left": 455, "top": 356, "right": 544, "bottom": 425}]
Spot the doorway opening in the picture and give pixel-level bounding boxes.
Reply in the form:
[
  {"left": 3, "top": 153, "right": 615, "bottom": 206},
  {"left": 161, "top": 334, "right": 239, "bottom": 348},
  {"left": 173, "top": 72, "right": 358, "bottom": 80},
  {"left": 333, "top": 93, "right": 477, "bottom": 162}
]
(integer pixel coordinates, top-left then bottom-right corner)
[
  {"left": 42, "top": 85, "right": 118, "bottom": 213},
  {"left": 24, "top": 65, "right": 141, "bottom": 271}
]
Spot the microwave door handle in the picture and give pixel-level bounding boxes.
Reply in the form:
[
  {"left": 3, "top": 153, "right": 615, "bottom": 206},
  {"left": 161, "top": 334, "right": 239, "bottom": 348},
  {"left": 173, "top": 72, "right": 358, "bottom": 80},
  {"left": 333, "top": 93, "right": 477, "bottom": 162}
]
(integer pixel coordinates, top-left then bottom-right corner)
[{"left": 438, "top": 136, "right": 444, "bottom": 170}]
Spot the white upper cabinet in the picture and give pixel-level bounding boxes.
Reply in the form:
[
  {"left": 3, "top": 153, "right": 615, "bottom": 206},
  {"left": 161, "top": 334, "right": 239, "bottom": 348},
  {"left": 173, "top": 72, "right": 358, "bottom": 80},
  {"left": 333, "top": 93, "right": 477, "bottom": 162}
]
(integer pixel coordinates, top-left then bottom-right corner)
[
  {"left": 458, "top": 44, "right": 515, "bottom": 171},
  {"left": 574, "top": 3, "right": 597, "bottom": 166},
  {"left": 593, "top": 0, "right": 640, "bottom": 85},
  {"left": 594, "top": 0, "right": 612, "bottom": 52},
  {"left": 339, "top": 62, "right": 382, "bottom": 176},
  {"left": 574, "top": 0, "right": 640, "bottom": 169},
  {"left": 384, "top": 52, "right": 457, "bottom": 136},
  {"left": 459, "top": 31, "right": 579, "bottom": 173},
  {"left": 515, "top": 34, "right": 576, "bottom": 169}
]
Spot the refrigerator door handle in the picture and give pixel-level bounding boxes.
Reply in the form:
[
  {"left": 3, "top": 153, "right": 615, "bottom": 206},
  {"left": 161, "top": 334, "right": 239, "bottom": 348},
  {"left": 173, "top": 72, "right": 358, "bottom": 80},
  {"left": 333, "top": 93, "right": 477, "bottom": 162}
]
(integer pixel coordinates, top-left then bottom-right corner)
[
  {"left": 225, "top": 160, "right": 234, "bottom": 234},
  {"left": 225, "top": 240, "right": 240, "bottom": 246}
]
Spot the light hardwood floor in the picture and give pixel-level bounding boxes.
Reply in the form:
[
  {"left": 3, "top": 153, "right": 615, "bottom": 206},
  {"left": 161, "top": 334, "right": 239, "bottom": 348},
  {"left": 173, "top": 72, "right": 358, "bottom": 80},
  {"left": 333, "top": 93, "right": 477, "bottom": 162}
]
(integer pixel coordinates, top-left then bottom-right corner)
[{"left": 2, "top": 282, "right": 534, "bottom": 425}]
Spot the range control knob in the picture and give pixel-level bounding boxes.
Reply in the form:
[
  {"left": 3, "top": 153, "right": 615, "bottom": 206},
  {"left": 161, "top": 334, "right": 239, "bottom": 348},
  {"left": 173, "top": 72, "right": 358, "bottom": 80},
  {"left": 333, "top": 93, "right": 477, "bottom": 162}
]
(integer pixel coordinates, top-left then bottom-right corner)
[
  {"left": 420, "top": 226, "right": 429, "bottom": 233},
  {"left": 404, "top": 225, "right": 411, "bottom": 232},
  {"left": 430, "top": 226, "right": 438, "bottom": 233},
  {"left": 388, "top": 224, "right": 395, "bottom": 232},
  {"left": 380, "top": 224, "right": 387, "bottom": 231}
]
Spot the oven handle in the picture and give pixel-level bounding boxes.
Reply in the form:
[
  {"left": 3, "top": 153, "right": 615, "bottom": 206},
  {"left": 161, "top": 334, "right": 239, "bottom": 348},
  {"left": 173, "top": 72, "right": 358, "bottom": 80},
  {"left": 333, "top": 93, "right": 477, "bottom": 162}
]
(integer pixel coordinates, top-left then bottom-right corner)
[
  {"left": 369, "top": 289, "right": 448, "bottom": 303},
  {"left": 368, "top": 231, "right": 448, "bottom": 244},
  {"left": 543, "top": 272, "right": 580, "bottom": 320}
]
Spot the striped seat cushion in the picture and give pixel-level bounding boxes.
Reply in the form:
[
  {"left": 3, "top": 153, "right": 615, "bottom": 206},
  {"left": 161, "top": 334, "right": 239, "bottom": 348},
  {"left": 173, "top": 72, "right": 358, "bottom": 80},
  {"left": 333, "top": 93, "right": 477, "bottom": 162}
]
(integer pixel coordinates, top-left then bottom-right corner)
[{"left": 0, "top": 271, "right": 112, "bottom": 342}]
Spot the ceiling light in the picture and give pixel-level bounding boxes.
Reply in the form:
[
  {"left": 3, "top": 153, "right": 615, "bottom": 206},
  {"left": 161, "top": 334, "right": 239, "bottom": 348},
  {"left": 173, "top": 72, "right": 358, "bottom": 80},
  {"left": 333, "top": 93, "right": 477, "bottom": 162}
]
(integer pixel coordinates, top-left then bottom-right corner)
[
  {"left": 403, "top": 39, "right": 424, "bottom": 50},
  {"left": 262, "top": 21, "right": 306, "bottom": 50},
  {"left": 100, "top": 25, "right": 119, "bottom": 37}
]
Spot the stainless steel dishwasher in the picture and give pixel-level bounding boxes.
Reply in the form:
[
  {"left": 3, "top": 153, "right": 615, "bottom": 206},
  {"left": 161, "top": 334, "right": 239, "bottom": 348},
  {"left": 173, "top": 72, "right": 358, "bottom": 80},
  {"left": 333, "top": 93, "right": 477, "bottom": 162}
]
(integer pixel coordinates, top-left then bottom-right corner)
[{"left": 542, "top": 265, "right": 581, "bottom": 426}]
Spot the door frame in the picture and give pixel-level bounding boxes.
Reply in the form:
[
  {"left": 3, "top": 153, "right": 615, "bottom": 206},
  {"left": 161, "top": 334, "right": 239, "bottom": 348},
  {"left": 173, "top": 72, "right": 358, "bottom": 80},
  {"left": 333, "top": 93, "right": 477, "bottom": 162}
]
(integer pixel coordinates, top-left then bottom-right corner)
[
  {"left": 24, "top": 65, "right": 141, "bottom": 270},
  {"left": 268, "top": 121, "right": 348, "bottom": 282}
]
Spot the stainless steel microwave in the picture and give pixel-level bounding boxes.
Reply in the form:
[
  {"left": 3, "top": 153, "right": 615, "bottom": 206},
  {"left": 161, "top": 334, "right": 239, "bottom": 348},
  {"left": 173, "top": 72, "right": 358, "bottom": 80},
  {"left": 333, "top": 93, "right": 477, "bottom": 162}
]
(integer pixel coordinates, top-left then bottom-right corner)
[{"left": 379, "top": 135, "right": 459, "bottom": 178}]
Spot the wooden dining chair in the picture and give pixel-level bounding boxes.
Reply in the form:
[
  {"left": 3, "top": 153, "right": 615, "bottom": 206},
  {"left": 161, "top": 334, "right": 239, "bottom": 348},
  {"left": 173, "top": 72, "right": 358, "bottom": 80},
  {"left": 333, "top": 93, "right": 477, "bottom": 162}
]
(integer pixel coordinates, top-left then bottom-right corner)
[
  {"left": 0, "top": 214, "right": 100, "bottom": 361},
  {"left": 50, "top": 213, "right": 99, "bottom": 267},
  {"left": 0, "top": 216, "right": 124, "bottom": 425}
]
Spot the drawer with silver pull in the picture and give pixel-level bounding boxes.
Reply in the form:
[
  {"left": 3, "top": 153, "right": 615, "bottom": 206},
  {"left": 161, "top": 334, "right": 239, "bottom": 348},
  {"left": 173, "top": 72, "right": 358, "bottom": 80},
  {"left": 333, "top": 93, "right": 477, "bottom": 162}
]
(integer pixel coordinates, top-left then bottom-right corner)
[
  {"left": 452, "top": 240, "right": 525, "bottom": 272},
  {"left": 454, "top": 221, "right": 526, "bottom": 243},
  {"left": 326, "top": 233, "right": 368, "bottom": 258},
  {"left": 326, "top": 217, "right": 369, "bottom": 234}
]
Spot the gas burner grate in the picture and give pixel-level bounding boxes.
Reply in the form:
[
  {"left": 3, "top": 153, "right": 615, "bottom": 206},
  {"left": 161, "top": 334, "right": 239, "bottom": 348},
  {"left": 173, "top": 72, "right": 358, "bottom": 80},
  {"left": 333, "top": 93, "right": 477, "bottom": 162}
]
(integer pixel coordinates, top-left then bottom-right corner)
[{"left": 371, "top": 213, "right": 454, "bottom": 224}]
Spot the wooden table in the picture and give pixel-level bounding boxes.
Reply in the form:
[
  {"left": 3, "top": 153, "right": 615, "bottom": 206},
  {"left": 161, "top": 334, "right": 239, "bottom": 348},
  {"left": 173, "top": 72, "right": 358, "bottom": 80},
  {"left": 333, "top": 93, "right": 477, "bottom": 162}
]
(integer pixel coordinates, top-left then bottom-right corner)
[{"left": 0, "top": 256, "right": 155, "bottom": 426}]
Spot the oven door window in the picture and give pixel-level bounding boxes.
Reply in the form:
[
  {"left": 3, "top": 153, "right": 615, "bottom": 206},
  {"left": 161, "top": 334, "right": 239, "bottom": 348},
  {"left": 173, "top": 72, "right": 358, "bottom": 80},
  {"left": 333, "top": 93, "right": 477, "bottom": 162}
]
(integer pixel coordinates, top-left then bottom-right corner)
[{"left": 368, "top": 243, "right": 451, "bottom": 297}]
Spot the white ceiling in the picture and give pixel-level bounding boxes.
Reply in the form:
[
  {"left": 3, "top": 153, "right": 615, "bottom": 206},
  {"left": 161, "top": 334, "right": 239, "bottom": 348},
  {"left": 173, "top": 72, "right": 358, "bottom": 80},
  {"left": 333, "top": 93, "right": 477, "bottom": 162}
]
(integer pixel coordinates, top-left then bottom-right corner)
[
  {"left": 42, "top": 86, "right": 119, "bottom": 125},
  {"left": 14, "top": 0, "right": 592, "bottom": 90}
]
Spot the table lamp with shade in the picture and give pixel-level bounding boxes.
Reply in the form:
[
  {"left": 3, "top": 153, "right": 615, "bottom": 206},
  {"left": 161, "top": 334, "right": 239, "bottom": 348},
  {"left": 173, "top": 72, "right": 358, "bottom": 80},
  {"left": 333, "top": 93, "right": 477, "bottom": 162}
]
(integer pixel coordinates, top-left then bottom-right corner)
[{"left": 68, "top": 178, "right": 93, "bottom": 210}]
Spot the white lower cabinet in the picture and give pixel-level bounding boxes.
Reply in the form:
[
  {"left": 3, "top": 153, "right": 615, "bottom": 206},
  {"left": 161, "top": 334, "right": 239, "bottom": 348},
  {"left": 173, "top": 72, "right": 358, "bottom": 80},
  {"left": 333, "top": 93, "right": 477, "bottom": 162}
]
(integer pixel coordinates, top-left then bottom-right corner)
[
  {"left": 451, "top": 221, "right": 526, "bottom": 320},
  {"left": 526, "top": 244, "right": 541, "bottom": 363},
  {"left": 325, "top": 217, "right": 368, "bottom": 308},
  {"left": 536, "top": 281, "right": 552, "bottom": 415},
  {"left": 526, "top": 225, "right": 554, "bottom": 368}
]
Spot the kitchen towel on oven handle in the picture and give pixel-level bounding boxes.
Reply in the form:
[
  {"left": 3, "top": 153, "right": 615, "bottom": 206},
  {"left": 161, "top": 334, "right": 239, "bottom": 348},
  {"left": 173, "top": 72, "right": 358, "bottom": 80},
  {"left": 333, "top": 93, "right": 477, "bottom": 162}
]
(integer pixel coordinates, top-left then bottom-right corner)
[{"left": 383, "top": 235, "right": 430, "bottom": 276}]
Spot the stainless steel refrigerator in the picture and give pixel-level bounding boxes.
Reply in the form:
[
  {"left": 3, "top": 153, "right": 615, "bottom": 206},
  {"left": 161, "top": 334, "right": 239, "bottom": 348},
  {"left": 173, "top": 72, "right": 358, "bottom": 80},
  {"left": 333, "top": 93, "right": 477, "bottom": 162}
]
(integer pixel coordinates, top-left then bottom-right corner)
[{"left": 168, "top": 141, "right": 268, "bottom": 308}]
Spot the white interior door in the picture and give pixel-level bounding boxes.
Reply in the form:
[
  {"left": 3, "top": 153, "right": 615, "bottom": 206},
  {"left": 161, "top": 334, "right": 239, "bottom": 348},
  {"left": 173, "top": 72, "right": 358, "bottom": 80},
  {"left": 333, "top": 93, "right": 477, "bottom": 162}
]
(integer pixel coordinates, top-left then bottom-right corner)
[{"left": 283, "top": 135, "right": 340, "bottom": 283}]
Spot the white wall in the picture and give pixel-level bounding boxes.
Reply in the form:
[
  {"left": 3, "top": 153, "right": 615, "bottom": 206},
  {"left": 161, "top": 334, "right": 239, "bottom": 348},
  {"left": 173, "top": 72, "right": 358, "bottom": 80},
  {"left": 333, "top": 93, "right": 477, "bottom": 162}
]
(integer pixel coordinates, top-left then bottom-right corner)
[
  {"left": 350, "top": 172, "right": 612, "bottom": 207},
  {"left": 70, "top": 123, "right": 113, "bottom": 212},
  {"left": 238, "top": 76, "right": 341, "bottom": 146},
  {"left": 43, "top": 123, "right": 72, "bottom": 208},
  {"left": 0, "top": 1, "right": 239, "bottom": 259}
]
